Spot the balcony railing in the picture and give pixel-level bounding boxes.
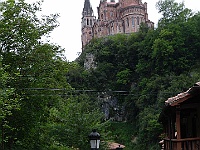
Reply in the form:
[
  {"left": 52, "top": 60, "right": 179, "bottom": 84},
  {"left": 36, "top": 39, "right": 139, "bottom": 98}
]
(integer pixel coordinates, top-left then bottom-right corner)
[{"left": 164, "top": 137, "right": 200, "bottom": 150}]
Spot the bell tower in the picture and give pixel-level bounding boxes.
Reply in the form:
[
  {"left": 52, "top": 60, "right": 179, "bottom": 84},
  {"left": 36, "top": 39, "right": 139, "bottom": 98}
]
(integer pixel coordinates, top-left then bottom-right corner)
[{"left": 81, "top": 0, "right": 96, "bottom": 50}]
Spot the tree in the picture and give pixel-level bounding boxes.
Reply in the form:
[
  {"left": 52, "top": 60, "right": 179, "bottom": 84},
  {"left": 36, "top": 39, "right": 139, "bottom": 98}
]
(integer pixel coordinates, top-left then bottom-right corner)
[
  {"left": 0, "top": 0, "right": 69, "bottom": 149},
  {"left": 0, "top": 1, "right": 109, "bottom": 149},
  {"left": 0, "top": 59, "right": 20, "bottom": 150},
  {"left": 45, "top": 94, "right": 107, "bottom": 150},
  {"left": 156, "top": 0, "right": 193, "bottom": 28},
  {"left": 150, "top": 0, "right": 198, "bottom": 75}
]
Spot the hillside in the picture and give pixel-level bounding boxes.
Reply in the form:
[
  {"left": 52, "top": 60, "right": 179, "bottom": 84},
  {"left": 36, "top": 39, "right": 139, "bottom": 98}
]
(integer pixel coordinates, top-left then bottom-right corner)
[{"left": 69, "top": 1, "right": 200, "bottom": 149}]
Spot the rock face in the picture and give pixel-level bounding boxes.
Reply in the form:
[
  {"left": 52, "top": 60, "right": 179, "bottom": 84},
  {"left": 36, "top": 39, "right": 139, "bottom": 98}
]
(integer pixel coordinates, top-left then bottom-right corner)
[
  {"left": 98, "top": 92, "right": 124, "bottom": 121},
  {"left": 84, "top": 53, "right": 96, "bottom": 70}
]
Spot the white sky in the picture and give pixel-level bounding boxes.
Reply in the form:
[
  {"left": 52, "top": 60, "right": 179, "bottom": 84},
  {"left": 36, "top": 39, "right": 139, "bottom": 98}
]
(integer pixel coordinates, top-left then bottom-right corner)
[{"left": 24, "top": 0, "right": 200, "bottom": 62}]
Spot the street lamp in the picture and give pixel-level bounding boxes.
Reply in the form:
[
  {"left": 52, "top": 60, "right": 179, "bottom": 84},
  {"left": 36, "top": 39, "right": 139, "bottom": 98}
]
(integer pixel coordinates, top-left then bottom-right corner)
[{"left": 88, "top": 129, "right": 100, "bottom": 150}]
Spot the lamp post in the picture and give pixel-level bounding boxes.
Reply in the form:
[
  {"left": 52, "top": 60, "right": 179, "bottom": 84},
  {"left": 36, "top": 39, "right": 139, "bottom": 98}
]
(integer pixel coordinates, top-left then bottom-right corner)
[{"left": 88, "top": 129, "right": 100, "bottom": 150}]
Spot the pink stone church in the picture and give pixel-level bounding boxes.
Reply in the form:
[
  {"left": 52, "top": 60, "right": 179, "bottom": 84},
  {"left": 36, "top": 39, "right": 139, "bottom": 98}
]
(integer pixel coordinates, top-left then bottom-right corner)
[{"left": 81, "top": 0, "right": 154, "bottom": 50}]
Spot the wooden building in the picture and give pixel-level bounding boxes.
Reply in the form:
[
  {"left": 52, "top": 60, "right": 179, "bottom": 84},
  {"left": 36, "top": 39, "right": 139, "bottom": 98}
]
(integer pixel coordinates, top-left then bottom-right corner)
[{"left": 159, "top": 82, "right": 200, "bottom": 150}]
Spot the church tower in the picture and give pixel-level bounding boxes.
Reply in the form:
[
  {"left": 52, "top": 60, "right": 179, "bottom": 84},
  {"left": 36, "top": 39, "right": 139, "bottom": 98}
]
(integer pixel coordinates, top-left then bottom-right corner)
[
  {"left": 81, "top": 0, "right": 96, "bottom": 51},
  {"left": 81, "top": 0, "right": 154, "bottom": 51}
]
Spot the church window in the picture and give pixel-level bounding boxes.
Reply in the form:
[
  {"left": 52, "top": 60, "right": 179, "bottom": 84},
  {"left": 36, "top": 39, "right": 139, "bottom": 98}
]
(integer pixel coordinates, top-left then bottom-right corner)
[
  {"left": 119, "top": 25, "right": 121, "bottom": 32},
  {"left": 137, "top": 17, "right": 139, "bottom": 25},
  {"left": 132, "top": 17, "right": 135, "bottom": 27},
  {"left": 108, "top": 28, "right": 110, "bottom": 35},
  {"left": 101, "top": 14, "right": 103, "bottom": 20},
  {"left": 104, "top": 10, "right": 106, "bottom": 20},
  {"left": 90, "top": 19, "right": 92, "bottom": 26},
  {"left": 87, "top": 19, "right": 89, "bottom": 25},
  {"left": 110, "top": 11, "right": 113, "bottom": 17},
  {"left": 127, "top": 18, "right": 129, "bottom": 27}
]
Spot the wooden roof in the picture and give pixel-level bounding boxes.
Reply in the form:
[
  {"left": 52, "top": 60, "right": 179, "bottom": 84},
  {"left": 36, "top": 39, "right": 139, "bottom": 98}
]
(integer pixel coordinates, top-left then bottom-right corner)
[
  {"left": 165, "top": 82, "right": 200, "bottom": 106},
  {"left": 108, "top": 142, "right": 125, "bottom": 149}
]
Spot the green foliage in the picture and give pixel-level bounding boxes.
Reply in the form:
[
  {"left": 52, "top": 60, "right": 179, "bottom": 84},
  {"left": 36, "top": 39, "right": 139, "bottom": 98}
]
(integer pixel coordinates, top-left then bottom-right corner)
[
  {"left": 116, "top": 68, "right": 132, "bottom": 85},
  {"left": 0, "top": 0, "right": 107, "bottom": 149},
  {"left": 136, "top": 107, "right": 163, "bottom": 149},
  {"left": 107, "top": 122, "right": 136, "bottom": 146},
  {"left": 0, "top": 61, "right": 20, "bottom": 149},
  {"left": 156, "top": 0, "right": 193, "bottom": 27},
  {"left": 45, "top": 94, "right": 106, "bottom": 150}
]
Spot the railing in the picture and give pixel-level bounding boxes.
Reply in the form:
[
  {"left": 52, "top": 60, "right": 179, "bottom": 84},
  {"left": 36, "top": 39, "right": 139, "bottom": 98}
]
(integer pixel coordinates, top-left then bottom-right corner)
[{"left": 164, "top": 137, "right": 200, "bottom": 150}]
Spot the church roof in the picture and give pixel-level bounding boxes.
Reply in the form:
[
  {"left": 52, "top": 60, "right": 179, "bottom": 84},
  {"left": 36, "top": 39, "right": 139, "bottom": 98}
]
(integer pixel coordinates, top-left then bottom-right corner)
[{"left": 82, "top": 0, "right": 94, "bottom": 17}]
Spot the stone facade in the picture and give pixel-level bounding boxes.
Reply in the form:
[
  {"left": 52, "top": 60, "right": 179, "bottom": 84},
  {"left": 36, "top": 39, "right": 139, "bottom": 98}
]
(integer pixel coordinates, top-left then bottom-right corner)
[{"left": 81, "top": 0, "right": 154, "bottom": 50}]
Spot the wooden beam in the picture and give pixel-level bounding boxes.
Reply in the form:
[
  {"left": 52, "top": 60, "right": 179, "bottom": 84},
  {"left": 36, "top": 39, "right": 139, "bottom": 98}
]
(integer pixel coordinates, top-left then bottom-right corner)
[
  {"left": 170, "top": 94, "right": 192, "bottom": 106},
  {"left": 176, "top": 105, "right": 182, "bottom": 149},
  {"left": 180, "top": 103, "right": 200, "bottom": 109}
]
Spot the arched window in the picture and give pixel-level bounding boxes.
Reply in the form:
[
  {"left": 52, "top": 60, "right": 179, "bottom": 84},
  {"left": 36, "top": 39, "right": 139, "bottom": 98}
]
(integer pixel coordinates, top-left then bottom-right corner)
[
  {"left": 101, "top": 14, "right": 103, "bottom": 20},
  {"left": 127, "top": 18, "right": 129, "bottom": 27},
  {"left": 137, "top": 17, "right": 139, "bottom": 25},
  {"left": 132, "top": 17, "right": 135, "bottom": 27},
  {"left": 110, "top": 11, "right": 113, "bottom": 17},
  {"left": 104, "top": 10, "right": 106, "bottom": 20},
  {"left": 118, "top": 25, "right": 121, "bottom": 32},
  {"left": 90, "top": 19, "right": 92, "bottom": 26},
  {"left": 87, "top": 19, "right": 89, "bottom": 25}
]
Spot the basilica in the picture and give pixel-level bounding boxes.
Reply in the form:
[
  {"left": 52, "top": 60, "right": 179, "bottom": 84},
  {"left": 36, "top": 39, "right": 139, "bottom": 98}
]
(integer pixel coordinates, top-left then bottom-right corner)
[{"left": 81, "top": 0, "right": 154, "bottom": 50}]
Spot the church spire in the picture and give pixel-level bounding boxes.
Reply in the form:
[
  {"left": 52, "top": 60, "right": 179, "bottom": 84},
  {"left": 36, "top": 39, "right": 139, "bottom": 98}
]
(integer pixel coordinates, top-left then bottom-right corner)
[{"left": 82, "top": 0, "right": 94, "bottom": 17}]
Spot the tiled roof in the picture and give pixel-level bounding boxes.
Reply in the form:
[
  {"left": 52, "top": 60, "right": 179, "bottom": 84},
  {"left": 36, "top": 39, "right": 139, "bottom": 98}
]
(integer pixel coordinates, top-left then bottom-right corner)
[
  {"left": 108, "top": 142, "right": 125, "bottom": 149},
  {"left": 165, "top": 82, "right": 200, "bottom": 106}
]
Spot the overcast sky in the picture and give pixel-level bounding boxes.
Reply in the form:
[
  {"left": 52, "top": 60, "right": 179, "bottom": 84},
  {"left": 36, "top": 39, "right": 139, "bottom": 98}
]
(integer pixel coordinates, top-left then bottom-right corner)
[{"left": 25, "top": 0, "right": 200, "bottom": 62}]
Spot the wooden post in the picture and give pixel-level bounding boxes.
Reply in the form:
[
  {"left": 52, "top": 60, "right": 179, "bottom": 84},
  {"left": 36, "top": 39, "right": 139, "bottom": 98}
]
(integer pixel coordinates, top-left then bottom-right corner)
[
  {"left": 176, "top": 105, "right": 181, "bottom": 150},
  {"left": 168, "top": 116, "right": 172, "bottom": 150}
]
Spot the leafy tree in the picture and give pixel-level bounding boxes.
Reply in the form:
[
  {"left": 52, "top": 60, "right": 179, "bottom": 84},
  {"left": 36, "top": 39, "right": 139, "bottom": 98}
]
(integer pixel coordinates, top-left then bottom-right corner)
[
  {"left": 45, "top": 94, "right": 107, "bottom": 150},
  {"left": 0, "top": 0, "right": 69, "bottom": 149},
  {"left": 0, "top": 60, "right": 20, "bottom": 150},
  {"left": 135, "top": 28, "right": 158, "bottom": 78},
  {"left": 0, "top": 1, "right": 109, "bottom": 149},
  {"left": 137, "top": 107, "right": 163, "bottom": 150},
  {"left": 156, "top": 0, "right": 193, "bottom": 28}
]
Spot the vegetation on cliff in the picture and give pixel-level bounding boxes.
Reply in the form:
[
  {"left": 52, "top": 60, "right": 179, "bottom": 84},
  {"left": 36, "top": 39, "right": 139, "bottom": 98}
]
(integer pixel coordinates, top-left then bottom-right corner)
[{"left": 73, "top": 0, "right": 200, "bottom": 149}]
